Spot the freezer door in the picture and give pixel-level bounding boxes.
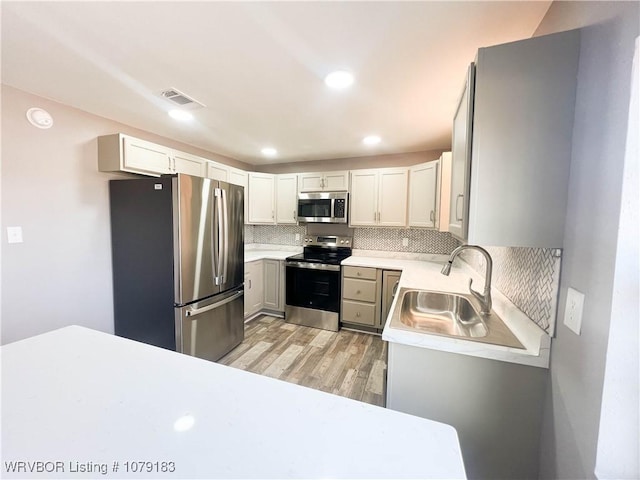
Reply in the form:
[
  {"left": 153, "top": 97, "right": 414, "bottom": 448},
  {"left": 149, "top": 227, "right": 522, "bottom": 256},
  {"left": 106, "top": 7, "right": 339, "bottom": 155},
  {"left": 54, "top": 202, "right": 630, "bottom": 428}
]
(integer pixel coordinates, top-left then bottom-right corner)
[
  {"left": 174, "top": 175, "right": 219, "bottom": 304},
  {"left": 176, "top": 287, "right": 244, "bottom": 362},
  {"left": 216, "top": 181, "right": 244, "bottom": 293}
]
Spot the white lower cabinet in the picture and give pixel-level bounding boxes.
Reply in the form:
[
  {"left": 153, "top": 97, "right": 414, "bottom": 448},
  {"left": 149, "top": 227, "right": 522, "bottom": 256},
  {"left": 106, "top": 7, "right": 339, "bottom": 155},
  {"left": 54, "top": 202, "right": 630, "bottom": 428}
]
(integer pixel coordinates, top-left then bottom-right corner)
[
  {"left": 244, "top": 260, "right": 264, "bottom": 318},
  {"left": 264, "top": 260, "right": 284, "bottom": 312},
  {"left": 341, "top": 266, "right": 383, "bottom": 330},
  {"left": 244, "top": 259, "right": 285, "bottom": 319},
  {"left": 386, "top": 342, "right": 546, "bottom": 480}
]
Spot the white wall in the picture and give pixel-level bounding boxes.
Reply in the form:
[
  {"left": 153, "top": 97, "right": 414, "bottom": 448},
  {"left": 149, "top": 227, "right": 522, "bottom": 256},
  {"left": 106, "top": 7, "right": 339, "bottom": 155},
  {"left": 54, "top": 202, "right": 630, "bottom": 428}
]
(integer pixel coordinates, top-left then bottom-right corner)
[
  {"left": 533, "top": 2, "right": 640, "bottom": 479},
  {"left": 0, "top": 85, "right": 250, "bottom": 345}
]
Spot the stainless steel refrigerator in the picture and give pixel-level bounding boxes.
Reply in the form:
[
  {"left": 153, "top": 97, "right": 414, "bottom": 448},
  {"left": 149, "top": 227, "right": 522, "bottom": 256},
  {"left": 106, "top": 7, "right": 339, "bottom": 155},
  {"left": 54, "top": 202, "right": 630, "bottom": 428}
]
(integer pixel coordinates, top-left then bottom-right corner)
[{"left": 109, "top": 174, "right": 244, "bottom": 362}]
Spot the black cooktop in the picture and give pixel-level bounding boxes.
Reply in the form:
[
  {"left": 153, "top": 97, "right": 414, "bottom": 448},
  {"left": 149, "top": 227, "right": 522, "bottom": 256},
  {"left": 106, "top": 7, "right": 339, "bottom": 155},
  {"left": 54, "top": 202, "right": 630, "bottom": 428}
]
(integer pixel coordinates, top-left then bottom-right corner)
[
  {"left": 286, "top": 235, "right": 352, "bottom": 265},
  {"left": 287, "top": 248, "right": 351, "bottom": 266}
]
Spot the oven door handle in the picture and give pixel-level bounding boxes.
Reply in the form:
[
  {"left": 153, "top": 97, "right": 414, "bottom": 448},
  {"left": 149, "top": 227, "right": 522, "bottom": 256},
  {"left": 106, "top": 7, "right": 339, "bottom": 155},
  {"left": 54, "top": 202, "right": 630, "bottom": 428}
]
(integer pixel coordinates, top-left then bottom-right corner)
[{"left": 286, "top": 261, "right": 341, "bottom": 272}]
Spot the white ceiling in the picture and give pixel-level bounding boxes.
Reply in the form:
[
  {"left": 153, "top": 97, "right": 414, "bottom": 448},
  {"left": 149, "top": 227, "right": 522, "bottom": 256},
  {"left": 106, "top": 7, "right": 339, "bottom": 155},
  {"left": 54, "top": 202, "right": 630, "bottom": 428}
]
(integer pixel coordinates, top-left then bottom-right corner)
[{"left": 1, "top": 1, "right": 551, "bottom": 166}]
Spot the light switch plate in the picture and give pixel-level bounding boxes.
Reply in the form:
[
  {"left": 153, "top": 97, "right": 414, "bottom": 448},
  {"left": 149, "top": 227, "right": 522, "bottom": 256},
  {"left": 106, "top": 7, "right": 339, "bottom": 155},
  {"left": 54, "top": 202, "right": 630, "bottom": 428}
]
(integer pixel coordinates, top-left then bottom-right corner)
[
  {"left": 564, "top": 287, "right": 585, "bottom": 335},
  {"left": 402, "top": 238, "right": 409, "bottom": 247},
  {"left": 7, "top": 226, "right": 23, "bottom": 244}
]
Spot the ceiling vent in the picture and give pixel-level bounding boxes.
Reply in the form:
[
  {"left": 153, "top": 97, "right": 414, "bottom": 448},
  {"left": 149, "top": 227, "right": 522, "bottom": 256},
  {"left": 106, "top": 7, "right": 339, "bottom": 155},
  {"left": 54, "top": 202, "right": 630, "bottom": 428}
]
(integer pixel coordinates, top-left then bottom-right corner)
[{"left": 158, "top": 88, "right": 205, "bottom": 109}]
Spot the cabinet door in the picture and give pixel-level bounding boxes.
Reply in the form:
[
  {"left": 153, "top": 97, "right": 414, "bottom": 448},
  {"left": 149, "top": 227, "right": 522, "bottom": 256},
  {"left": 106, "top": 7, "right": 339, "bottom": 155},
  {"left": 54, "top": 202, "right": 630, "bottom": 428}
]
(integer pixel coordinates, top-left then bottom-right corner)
[
  {"left": 276, "top": 174, "right": 298, "bottom": 224},
  {"left": 172, "top": 151, "right": 205, "bottom": 177},
  {"left": 248, "top": 173, "right": 276, "bottom": 224},
  {"left": 263, "top": 259, "right": 281, "bottom": 311},
  {"left": 381, "top": 271, "right": 401, "bottom": 328},
  {"left": 206, "top": 161, "right": 229, "bottom": 181},
  {"left": 449, "top": 64, "right": 475, "bottom": 240},
  {"left": 323, "top": 171, "right": 349, "bottom": 191},
  {"left": 438, "top": 152, "right": 452, "bottom": 233},
  {"left": 228, "top": 168, "right": 248, "bottom": 224},
  {"left": 349, "top": 170, "right": 378, "bottom": 226},
  {"left": 244, "top": 261, "right": 264, "bottom": 317},
  {"left": 298, "top": 173, "right": 324, "bottom": 192},
  {"left": 409, "top": 161, "right": 439, "bottom": 228},
  {"left": 122, "top": 136, "right": 172, "bottom": 175},
  {"left": 378, "top": 169, "right": 408, "bottom": 227}
]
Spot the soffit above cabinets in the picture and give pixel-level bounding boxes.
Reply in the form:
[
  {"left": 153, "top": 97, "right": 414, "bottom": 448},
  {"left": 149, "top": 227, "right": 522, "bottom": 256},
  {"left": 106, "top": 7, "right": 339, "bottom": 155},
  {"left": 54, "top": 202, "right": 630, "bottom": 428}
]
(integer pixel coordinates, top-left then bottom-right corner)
[{"left": 1, "top": 1, "right": 550, "bottom": 165}]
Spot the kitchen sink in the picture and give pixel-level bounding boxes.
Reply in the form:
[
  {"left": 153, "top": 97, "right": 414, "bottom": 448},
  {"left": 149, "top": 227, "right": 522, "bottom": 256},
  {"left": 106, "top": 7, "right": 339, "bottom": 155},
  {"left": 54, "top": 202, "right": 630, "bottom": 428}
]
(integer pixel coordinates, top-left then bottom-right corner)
[
  {"left": 400, "top": 290, "right": 488, "bottom": 338},
  {"left": 390, "top": 288, "right": 525, "bottom": 349}
]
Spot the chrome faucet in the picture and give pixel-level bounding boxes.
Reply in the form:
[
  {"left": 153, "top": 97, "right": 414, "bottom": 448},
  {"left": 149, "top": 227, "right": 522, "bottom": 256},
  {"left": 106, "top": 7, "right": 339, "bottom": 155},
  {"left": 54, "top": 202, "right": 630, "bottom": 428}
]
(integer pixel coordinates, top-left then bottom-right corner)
[{"left": 441, "top": 245, "right": 493, "bottom": 315}]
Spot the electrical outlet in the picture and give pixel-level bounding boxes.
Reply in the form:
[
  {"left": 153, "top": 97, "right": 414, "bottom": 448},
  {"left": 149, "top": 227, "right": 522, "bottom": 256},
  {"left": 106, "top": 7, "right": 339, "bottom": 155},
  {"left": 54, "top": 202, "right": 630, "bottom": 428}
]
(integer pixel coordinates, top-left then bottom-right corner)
[
  {"left": 402, "top": 238, "right": 409, "bottom": 247},
  {"left": 7, "top": 226, "right": 23, "bottom": 244},
  {"left": 295, "top": 233, "right": 300, "bottom": 242},
  {"left": 564, "top": 287, "right": 585, "bottom": 335}
]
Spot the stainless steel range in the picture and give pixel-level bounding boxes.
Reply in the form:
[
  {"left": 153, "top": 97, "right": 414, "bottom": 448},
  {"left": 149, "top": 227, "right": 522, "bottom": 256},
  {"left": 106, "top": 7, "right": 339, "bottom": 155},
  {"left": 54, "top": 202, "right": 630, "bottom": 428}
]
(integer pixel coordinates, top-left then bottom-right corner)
[{"left": 285, "top": 235, "right": 352, "bottom": 332}]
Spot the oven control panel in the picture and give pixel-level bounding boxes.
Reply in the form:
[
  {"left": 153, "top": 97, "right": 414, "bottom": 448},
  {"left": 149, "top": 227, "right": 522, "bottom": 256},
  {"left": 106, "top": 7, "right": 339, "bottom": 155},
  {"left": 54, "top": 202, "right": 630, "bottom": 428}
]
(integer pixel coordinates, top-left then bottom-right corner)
[{"left": 303, "top": 235, "right": 352, "bottom": 247}]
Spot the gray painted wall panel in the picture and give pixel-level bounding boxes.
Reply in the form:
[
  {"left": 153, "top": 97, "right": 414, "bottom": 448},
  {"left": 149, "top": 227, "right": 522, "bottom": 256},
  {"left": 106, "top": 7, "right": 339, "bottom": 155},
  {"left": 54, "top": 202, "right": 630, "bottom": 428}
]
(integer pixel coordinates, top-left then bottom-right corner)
[{"left": 533, "top": 2, "right": 640, "bottom": 479}]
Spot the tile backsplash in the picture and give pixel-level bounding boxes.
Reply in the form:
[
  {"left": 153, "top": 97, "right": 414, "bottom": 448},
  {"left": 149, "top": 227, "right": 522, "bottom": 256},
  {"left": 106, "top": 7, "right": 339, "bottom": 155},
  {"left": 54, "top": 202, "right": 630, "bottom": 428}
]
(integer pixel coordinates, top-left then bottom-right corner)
[
  {"left": 461, "top": 247, "right": 561, "bottom": 335},
  {"left": 247, "top": 225, "right": 460, "bottom": 254}
]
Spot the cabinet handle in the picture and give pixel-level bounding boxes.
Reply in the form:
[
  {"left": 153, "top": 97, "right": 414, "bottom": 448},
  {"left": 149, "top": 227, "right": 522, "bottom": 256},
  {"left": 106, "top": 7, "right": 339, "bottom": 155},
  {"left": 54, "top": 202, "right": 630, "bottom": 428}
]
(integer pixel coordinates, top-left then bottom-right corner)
[
  {"left": 430, "top": 210, "right": 435, "bottom": 223},
  {"left": 272, "top": 210, "right": 274, "bottom": 219},
  {"left": 392, "top": 281, "right": 400, "bottom": 298},
  {"left": 293, "top": 210, "right": 296, "bottom": 220},
  {"left": 248, "top": 279, "right": 251, "bottom": 289},
  {"left": 357, "top": 272, "right": 361, "bottom": 276},
  {"left": 168, "top": 156, "right": 173, "bottom": 172},
  {"left": 356, "top": 312, "right": 361, "bottom": 317},
  {"left": 455, "top": 194, "right": 464, "bottom": 221},
  {"left": 356, "top": 290, "right": 361, "bottom": 294},
  {"left": 321, "top": 177, "right": 325, "bottom": 188}
]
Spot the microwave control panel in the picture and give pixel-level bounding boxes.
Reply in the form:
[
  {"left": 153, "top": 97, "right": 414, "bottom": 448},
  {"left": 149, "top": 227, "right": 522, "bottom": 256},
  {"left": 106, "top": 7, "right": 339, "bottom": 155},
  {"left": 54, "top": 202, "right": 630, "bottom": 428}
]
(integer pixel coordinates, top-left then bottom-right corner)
[{"left": 334, "top": 199, "right": 346, "bottom": 218}]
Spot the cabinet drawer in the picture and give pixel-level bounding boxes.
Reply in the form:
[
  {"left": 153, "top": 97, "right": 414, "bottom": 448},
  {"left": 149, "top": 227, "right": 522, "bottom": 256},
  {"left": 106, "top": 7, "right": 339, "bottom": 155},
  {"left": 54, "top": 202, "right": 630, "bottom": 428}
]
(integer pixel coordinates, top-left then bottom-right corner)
[
  {"left": 343, "top": 278, "right": 377, "bottom": 303},
  {"left": 343, "top": 266, "right": 377, "bottom": 280},
  {"left": 342, "top": 300, "right": 377, "bottom": 326}
]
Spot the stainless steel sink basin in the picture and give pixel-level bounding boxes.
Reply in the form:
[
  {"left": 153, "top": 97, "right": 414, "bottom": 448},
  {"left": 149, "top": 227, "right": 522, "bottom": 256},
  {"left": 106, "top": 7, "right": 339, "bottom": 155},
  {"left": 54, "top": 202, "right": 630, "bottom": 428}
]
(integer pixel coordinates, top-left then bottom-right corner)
[
  {"left": 390, "top": 288, "right": 524, "bottom": 349},
  {"left": 401, "top": 290, "right": 488, "bottom": 338}
]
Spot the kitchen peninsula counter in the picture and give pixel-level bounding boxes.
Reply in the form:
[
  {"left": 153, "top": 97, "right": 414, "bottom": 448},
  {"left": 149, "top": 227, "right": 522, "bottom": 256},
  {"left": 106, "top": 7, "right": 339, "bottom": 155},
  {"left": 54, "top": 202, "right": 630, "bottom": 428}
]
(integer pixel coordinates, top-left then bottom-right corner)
[
  {"left": 341, "top": 251, "right": 551, "bottom": 368},
  {"left": 1, "top": 326, "right": 466, "bottom": 479}
]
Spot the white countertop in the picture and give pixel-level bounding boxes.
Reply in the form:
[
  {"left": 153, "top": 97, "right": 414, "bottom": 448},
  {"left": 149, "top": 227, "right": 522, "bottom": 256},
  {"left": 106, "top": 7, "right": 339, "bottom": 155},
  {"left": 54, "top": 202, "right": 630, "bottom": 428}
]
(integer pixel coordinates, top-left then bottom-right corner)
[
  {"left": 342, "top": 253, "right": 551, "bottom": 368},
  {"left": 244, "top": 244, "right": 301, "bottom": 262},
  {"left": 1, "top": 326, "right": 466, "bottom": 479}
]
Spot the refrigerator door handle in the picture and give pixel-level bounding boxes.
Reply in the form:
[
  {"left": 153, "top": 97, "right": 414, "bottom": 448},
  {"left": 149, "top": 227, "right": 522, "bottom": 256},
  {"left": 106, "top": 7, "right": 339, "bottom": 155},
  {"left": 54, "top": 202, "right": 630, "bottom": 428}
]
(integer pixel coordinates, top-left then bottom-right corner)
[
  {"left": 185, "top": 290, "right": 244, "bottom": 317},
  {"left": 214, "top": 187, "right": 224, "bottom": 285},
  {"left": 220, "top": 187, "right": 229, "bottom": 285}
]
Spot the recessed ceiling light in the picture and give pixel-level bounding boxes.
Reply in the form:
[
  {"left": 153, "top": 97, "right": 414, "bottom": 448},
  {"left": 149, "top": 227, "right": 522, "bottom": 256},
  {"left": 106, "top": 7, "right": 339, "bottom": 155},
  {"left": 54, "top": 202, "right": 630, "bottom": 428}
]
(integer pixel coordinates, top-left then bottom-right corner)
[
  {"left": 261, "top": 147, "right": 278, "bottom": 157},
  {"left": 168, "top": 109, "right": 194, "bottom": 122},
  {"left": 363, "top": 135, "right": 381, "bottom": 146},
  {"left": 324, "top": 70, "right": 354, "bottom": 89}
]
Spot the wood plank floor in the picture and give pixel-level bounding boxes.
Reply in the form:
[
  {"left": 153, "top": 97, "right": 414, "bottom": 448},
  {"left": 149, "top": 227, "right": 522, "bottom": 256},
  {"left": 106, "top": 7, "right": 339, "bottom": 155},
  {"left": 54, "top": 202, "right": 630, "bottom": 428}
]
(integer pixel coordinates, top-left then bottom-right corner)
[{"left": 218, "top": 315, "right": 388, "bottom": 407}]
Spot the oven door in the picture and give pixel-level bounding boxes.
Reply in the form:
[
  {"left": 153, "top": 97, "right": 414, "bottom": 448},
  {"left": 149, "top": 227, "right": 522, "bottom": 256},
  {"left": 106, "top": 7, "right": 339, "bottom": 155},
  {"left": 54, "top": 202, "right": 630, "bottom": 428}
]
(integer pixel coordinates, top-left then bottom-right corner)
[{"left": 285, "top": 262, "right": 341, "bottom": 313}]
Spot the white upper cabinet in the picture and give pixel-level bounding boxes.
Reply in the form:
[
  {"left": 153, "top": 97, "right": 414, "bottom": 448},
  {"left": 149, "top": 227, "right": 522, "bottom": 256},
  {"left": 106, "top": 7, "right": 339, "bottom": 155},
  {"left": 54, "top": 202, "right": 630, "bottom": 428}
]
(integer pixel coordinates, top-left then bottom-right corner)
[
  {"left": 99, "top": 134, "right": 173, "bottom": 176},
  {"left": 299, "top": 171, "right": 349, "bottom": 192},
  {"left": 350, "top": 168, "right": 408, "bottom": 227},
  {"left": 248, "top": 172, "right": 276, "bottom": 224},
  {"left": 205, "top": 160, "right": 229, "bottom": 182},
  {"left": 99, "top": 134, "right": 208, "bottom": 178},
  {"left": 172, "top": 152, "right": 205, "bottom": 177},
  {"left": 409, "top": 160, "right": 439, "bottom": 228},
  {"left": 276, "top": 174, "right": 298, "bottom": 224},
  {"left": 453, "top": 30, "right": 580, "bottom": 247},
  {"left": 229, "top": 168, "right": 249, "bottom": 224}
]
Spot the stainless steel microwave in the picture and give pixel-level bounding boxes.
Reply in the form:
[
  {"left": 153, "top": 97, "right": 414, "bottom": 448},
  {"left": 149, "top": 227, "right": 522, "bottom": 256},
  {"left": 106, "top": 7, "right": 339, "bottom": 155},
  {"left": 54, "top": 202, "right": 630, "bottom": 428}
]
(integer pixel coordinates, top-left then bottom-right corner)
[{"left": 297, "top": 192, "right": 348, "bottom": 223}]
